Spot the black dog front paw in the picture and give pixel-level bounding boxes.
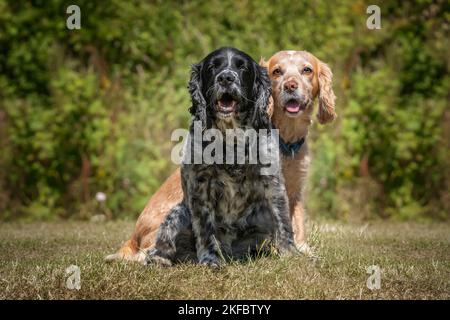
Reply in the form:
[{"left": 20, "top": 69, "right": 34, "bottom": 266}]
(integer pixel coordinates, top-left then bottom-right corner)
[
  {"left": 198, "top": 254, "right": 221, "bottom": 268},
  {"left": 145, "top": 248, "right": 172, "bottom": 267},
  {"left": 275, "top": 239, "right": 298, "bottom": 256}
]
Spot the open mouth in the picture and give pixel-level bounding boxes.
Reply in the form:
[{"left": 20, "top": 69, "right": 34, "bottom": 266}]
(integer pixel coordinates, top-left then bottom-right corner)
[
  {"left": 216, "top": 93, "right": 238, "bottom": 115},
  {"left": 284, "top": 99, "right": 305, "bottom": 115}
]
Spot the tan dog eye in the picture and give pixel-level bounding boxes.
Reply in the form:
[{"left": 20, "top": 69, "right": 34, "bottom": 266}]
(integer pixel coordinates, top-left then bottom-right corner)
[
  {"left": 272, "top": 68, "right": 282, "bottom": 76},
  {"left": 302, "top": 67, "right": 312, "bottom": 74}
]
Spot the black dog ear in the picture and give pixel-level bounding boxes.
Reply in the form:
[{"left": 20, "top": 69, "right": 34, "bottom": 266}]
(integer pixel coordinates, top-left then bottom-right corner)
[
  {"left": 188, "top": 62, "right": 208, "bottom": 130},
  {"left": 251, "top": 62, "right": 272, "bottom": 129}
]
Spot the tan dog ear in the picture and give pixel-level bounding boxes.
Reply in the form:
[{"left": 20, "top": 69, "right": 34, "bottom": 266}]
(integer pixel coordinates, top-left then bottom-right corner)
[
  {"left": 259, "top": 57, "right": 268, "bottom": 68},
  {"left": 317, "top": 61, "right": 337, "bottom": 124}
]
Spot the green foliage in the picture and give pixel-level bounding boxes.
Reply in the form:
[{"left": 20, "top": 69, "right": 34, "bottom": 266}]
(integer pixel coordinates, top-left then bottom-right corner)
[{"left": 0, "top": 0, "right": 448, "bottom": 220}]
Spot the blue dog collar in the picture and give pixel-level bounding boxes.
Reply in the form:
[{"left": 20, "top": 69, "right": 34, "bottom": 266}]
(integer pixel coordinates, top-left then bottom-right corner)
[{"left": 279, "top": 136, "right": 305, "bottom": 157}]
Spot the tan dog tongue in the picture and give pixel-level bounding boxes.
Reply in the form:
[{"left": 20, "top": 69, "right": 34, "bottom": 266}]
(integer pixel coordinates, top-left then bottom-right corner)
[{"left": 285, "top": 101, "right": 300, "bottom": 113}]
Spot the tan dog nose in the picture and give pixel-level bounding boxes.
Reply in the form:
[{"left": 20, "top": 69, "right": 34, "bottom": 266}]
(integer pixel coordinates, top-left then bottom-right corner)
[{"left": 283, "top": 79, "right": 298, "bottom": 92}]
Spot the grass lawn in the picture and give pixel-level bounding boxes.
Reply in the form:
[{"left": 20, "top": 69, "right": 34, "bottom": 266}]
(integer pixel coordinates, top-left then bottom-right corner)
[{"left": 0, "top": 220, "right": 449, "bottom": 299}]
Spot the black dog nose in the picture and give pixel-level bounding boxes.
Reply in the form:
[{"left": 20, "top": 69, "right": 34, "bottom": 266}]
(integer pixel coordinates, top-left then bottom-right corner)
[{"left": 217, "top": 71, "right": 236, "bottom": 86}]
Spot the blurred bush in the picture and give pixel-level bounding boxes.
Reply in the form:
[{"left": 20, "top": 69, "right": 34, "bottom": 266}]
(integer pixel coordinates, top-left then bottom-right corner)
[{"left": 0, "top": 0, "right": 448, "bottom": 221}]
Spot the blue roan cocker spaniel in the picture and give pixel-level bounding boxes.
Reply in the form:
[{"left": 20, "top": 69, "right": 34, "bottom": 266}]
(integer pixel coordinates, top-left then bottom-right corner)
[{"left": 145, "top": 47, "right": 296, "bottom": 267}]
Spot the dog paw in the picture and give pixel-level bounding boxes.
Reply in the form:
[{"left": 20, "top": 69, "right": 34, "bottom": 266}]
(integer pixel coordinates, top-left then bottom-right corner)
[
  {"left": 199, "top": 255, "right": 221, "bottom": 268},
  {"left": 296, "top": 242, "right": 320, "bottom": 260},
  {"left": 144, "top": 248, "right": 172, "bottom": 267},
  {"left": 276, "top": 243, "right": 297, "bottom": 256}
]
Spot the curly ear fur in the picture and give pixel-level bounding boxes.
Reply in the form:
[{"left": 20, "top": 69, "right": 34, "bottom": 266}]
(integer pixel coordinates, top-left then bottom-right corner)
[
  {"left": 188, "top": 63, "right": 209, "bottom": 130},
  {"left": 259, "top": 57, "right": 274, "bottom": 119},
  {"left": 251, "top": 63, "right": 272, "bottom": 129},
  {"left": 317, "top": 61, "right": 337, "bottom": 124}
]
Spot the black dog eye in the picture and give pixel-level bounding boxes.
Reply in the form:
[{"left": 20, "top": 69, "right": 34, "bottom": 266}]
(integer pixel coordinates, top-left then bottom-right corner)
[
  {"left": 302, "top": 66, "right": 312, "bottom": 74},
  {"left": 235, "top": 60, "right": 247, "bottom": 70},
  {"left": 210, "top": 59, "right": 222, "bottom": 69},
  {"left": 272, "top": 68, "right": 282, "bottom": 76}
]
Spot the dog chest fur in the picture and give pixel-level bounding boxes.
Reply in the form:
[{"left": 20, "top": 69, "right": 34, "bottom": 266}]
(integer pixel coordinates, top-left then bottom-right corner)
[{"left": 188, "top": 164, "right": 266, "bottom": 224}]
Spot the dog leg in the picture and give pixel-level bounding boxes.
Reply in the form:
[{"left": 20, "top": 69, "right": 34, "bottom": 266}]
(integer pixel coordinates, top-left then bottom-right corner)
[
  {"left": 268, "top": 183, "right": 296, "bottom": 254},
  {"left": 190, "top": 204, "right": 222, "bottom": 268},
  {"left": 291, "top": 201, "right": 305, "bottom": 245},
  {"left": 291, "top": 201, "right": 316, "bottom": 257},
  {"left": 145, "top": 203, "right": 191, "bottom": 266}
]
